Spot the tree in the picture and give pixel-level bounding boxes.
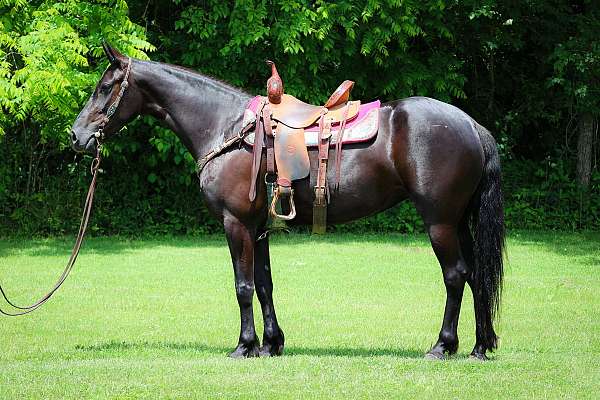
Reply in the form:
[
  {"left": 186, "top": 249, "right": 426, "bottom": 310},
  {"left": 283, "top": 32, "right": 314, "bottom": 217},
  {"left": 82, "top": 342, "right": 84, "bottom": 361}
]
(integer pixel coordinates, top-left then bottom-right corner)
[
  {"left": 0, "top": 0, "right": 153, "bottom": 141},
  {"left": 549, "top": 1, "right": 599, "bottom": 187}
]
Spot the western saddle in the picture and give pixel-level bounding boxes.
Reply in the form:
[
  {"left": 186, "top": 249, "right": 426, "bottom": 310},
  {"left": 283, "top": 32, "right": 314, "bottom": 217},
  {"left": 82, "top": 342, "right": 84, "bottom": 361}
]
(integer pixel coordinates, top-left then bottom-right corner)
[{"left": 249, "top": 61, "right": 360, "bottom": 233}]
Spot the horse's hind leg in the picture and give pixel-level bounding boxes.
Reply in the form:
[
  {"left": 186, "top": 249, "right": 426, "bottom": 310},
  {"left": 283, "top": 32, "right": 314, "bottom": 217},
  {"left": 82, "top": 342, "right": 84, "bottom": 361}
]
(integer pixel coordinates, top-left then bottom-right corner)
[
  {"left": 224, "top": 215, "right": 260, "bottom": 358},
  {"left": 425, "top": 223, "right": 470, "bottom": 359},
  {"left": 459, "top": 221, "right": 496, "bottom": 360},
  {"left": 254, "top": 232, "right": 285, "bottom": 357}
]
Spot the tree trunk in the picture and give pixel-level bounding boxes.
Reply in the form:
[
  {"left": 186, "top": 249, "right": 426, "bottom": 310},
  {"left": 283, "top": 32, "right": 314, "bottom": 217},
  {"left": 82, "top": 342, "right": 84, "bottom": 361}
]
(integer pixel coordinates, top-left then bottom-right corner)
[{"left": 577, "top": 113, "right": 595, "bottom": 187}]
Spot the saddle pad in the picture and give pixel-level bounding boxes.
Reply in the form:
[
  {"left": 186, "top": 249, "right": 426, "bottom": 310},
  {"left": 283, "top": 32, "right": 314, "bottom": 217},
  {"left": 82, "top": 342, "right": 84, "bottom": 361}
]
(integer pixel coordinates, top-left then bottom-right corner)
[{"left": 243, "top": 98, "right": 380, "bottom": 147}]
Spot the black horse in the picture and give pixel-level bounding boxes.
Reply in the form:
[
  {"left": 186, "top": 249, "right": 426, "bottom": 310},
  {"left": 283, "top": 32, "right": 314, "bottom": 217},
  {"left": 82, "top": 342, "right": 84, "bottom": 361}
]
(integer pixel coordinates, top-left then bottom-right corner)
[{"left": 71, "top": 45, "right": 505, "bottom": 360}]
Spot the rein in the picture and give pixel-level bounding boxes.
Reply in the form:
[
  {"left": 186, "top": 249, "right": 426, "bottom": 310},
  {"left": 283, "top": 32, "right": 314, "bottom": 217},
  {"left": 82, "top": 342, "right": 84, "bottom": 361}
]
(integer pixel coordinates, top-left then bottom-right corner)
[
  {"left": 0, "top": 59, "right": 133, "bottom": 316},
  {"left": 0, "top": 145, "right": 102, "bottom": 316}
]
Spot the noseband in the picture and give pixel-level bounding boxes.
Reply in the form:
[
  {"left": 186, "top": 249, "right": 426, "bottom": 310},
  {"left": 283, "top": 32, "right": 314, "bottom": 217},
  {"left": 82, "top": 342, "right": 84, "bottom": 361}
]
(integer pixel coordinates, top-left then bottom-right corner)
[{"left": 94, "top": 57, "right": 132, "bottom": 141}]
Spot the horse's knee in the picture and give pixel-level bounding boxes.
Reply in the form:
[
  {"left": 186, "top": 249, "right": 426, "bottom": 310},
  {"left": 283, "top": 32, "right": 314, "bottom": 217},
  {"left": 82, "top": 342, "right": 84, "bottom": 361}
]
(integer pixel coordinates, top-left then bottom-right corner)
[{"left": 236, "top": 281, "right": 254, "bottom": 303}]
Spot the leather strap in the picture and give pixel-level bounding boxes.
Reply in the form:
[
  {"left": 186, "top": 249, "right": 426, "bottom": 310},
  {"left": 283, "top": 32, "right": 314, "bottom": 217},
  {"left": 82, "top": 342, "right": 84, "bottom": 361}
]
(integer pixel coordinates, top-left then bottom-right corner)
[
  {"left": 334, "top": 104, "right": 350, "bottom": 191},
  {"left": 196, "top": 123, "right": 253, "bottom": 173},
  {"left": 249, "top": 100, "right": 266, "bottom": 202},
  {"left": 94, "top": 58, "right": 133, "bottom": 141},
  {"left": 263, "top": 105, "right": 276, "bottom": 177},
  {"left": 313, "top": 115, "right": 332, "bottom": 234}
]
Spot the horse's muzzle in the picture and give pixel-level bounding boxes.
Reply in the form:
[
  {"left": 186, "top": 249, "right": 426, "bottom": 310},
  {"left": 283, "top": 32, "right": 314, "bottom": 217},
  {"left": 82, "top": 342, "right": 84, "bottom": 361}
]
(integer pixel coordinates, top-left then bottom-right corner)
[{"left": 71, "top": 131, "right": 99, "bottom": 154}]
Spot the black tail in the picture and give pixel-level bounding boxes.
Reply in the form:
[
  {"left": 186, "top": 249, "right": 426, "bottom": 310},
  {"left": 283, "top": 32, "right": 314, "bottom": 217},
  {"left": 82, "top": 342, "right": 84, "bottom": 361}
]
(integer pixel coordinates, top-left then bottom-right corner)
[{"left": 470, "top": 124, "right": 505, "bottom": 351}]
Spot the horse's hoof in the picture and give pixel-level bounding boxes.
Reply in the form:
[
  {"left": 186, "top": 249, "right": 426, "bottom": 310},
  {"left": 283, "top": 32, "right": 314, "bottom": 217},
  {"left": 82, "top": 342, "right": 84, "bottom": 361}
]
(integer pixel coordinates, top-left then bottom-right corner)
[
  {"left": 259, "top": 343, "right": 284, "bottom": 357},
  {"left": 259, "top": 330, "right": 285, "bottom": 357},
  {"left": 469, "top": 352, "right": 488, "bottom": 361},
  {"left": 228, "top": 342, "right": 259, "bottom": 359},
  {"left": 424, "top": 351, "right": 446, "bottom": 360}
]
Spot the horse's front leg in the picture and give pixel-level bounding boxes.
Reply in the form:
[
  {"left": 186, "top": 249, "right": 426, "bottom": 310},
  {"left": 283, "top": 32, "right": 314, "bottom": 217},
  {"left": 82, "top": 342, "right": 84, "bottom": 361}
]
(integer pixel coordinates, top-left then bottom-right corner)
[
  {"left": 224, "top": 214, "right": 260, "bottom": 358},
  {"left": 254, "top": 232, "right": 285, "bottom": 356}
]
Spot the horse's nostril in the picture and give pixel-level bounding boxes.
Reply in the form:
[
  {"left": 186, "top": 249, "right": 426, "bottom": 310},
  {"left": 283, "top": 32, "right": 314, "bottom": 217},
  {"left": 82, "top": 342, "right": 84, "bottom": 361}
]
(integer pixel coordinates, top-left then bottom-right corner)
[{"left": 71, "top": 130, "right": 77, "bottom": 143}]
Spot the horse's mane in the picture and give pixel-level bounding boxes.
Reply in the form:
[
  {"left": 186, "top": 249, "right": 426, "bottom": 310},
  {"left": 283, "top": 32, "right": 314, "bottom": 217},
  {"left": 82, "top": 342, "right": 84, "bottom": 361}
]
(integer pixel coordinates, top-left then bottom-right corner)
[{"left": 139, "top": 59, "right": 251, "bottom": 97}]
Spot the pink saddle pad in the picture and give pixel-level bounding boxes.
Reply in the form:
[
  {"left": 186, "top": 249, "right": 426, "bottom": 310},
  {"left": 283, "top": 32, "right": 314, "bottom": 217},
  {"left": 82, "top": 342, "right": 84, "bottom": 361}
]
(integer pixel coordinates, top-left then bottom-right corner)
[{"left": 242, "top": 97, "right": 380, "bottom": 147}]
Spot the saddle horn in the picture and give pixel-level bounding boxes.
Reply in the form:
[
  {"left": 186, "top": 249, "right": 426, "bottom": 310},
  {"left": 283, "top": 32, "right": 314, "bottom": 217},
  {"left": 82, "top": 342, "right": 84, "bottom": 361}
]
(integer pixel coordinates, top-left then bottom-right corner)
[{"left": 266, "top": 60, "right": 283, "bottom": 104}]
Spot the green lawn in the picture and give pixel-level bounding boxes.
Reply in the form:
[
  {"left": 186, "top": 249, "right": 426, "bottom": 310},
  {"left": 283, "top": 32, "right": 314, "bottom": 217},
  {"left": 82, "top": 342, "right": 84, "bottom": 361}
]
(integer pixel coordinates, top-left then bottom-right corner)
[{"left": 1, "top": 231, "right": 599, "bottom": 399}]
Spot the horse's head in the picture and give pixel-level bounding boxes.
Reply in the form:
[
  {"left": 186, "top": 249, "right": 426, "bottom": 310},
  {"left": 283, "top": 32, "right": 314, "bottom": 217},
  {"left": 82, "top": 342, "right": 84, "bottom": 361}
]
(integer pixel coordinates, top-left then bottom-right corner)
[{"left": 71, "top": 42, "right": 141, "bottom": 153}]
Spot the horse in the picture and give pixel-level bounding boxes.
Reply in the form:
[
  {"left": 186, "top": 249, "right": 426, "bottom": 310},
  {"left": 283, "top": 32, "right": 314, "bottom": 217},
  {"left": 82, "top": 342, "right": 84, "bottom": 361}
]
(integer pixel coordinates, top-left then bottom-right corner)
[{"left": 71, "top": 44, "right": 505, "bottom": 360}]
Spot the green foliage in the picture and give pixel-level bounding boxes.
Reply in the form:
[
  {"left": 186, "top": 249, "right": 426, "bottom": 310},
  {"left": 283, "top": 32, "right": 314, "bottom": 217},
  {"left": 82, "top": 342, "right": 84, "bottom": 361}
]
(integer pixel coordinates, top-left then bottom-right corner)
[
  {"left": 1, "top": 0, "right": 599, "bottom": 236},
  {"left": 450, "top": 0, "right": 599, "bottom": 158},
  {"left": 0, "top": 0, "right": 153, "bottom": 141},
  {"left": 162, "top": 0, "right": 466, "bottom": 102},
  {"left": 548, "top": 2, "right": 600, "bottom": 116},
  {"left": 503, "top": 158, "right": 600, "bottom": 231},
  {"left": 0, "top": 126, "right": 218, "bottom": 237}
]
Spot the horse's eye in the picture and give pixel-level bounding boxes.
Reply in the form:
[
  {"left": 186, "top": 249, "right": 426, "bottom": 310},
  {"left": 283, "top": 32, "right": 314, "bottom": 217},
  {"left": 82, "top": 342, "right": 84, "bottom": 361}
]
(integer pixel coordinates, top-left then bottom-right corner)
[{"left": 100, "top": 83, "right": 112, "bottom": 94}]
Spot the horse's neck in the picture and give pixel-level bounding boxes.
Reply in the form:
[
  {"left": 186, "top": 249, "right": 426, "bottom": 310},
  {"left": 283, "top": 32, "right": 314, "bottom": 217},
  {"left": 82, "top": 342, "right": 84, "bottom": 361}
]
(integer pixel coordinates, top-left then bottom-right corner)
[{"left": 136, "top": 60, "right": 252, "bottom": 159}]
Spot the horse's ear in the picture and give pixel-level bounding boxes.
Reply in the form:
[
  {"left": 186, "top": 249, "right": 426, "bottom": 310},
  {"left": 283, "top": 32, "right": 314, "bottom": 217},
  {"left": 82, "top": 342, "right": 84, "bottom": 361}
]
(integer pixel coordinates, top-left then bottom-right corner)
[{"left": 102, "top": 40, "right": 124, "bottom": 66}]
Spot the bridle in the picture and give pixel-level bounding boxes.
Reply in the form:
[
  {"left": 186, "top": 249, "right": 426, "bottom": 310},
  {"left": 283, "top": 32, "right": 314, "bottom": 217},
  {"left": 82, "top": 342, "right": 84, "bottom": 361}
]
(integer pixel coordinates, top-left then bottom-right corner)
[
  {"left": 94, "top": 57, "right": 132, "bottom": 141},
  {"left": 0, "top": 59, "right": 132, "bottom": 316}
]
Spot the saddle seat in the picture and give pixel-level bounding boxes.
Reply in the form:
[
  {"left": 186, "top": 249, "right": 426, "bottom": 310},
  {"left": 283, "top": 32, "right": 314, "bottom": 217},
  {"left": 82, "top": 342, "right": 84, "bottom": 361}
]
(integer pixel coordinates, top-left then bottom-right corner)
[{"left": 270, "top": 90, "right": 360, "bottom": 129}]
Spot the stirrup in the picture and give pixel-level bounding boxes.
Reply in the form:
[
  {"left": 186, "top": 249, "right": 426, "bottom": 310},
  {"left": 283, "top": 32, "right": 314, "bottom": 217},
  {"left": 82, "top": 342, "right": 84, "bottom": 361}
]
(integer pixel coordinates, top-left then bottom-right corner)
[{"left": 270, "top": 186, "right": 296, "bottom": 220}]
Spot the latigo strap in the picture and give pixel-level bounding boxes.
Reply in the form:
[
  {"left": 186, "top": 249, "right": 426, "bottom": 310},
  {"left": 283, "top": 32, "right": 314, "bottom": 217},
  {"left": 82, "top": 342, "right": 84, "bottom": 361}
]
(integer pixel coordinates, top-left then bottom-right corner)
[{"left": 313, "top": 116, "right": 332, "bottom": 234}]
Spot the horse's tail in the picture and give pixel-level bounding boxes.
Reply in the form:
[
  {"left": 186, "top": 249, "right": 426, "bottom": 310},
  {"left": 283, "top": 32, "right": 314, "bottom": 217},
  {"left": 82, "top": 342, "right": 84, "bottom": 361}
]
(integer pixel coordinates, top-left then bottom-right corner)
[{"left": 469, "top": 124, "right": 505, "bottom": 351}]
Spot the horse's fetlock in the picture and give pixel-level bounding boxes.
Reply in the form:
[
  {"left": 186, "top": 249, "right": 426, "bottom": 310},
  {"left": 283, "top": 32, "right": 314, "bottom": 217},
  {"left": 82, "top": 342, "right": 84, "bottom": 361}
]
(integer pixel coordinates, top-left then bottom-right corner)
[
  {"left": 439, "top": 330, "right": 459, "bottom": 349},
  {"left": 264, "top": 325, "right": 284, "bottom": 342},
  {"left": 240, "top": 333, "right": 259, "bottom": 346}
]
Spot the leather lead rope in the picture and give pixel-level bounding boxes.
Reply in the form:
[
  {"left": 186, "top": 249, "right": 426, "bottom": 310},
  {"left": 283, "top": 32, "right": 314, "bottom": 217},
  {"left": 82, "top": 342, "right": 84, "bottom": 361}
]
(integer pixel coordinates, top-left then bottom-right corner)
[{"left": 0, "top": 145, "right": 102, "bottom": 316}]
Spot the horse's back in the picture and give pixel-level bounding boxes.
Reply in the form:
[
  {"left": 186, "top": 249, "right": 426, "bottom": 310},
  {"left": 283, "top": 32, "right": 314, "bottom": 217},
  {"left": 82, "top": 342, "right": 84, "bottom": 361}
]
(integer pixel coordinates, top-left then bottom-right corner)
[{"left": 387, "top": 96, "right": 483, "bottom": 157}]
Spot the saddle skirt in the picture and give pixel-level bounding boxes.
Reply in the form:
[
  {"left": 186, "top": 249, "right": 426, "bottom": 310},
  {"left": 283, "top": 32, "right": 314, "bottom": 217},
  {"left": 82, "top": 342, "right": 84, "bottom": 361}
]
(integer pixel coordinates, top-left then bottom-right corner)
[{"left": 243, "top": 96, "right": 381, "bottom": 148}]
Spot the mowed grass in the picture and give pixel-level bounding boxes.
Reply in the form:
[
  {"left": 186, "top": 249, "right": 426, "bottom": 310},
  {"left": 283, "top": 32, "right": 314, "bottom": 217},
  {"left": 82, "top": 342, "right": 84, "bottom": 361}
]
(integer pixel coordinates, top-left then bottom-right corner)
[{"left": 0, "top": 231, "right": 599, "bottom": 399}]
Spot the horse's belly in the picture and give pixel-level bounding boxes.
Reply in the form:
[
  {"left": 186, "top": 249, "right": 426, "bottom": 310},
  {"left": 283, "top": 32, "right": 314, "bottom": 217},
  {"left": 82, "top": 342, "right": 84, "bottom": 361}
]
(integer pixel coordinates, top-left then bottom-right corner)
[{"left": 288, "top": 140, "right": 406, "bottom": 226}]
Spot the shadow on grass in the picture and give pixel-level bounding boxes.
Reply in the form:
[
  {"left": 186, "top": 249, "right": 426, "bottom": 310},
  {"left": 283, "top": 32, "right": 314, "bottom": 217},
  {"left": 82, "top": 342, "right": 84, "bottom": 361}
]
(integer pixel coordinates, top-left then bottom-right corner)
[
  {"left": 75, "top": 340, "right": 424, "bottom": 359},
  {"left": 3, "top": 230, "right": 597, "bottom": 262},
  {"left": 75, "top": 340, "right": 230, "bottom": 354},
  {"left": 0, "top": 235, "right": 225, "bottom": 257},
  {"left": 508, "top": 230, "right": 600, "bottom": 263},
  {"left": 0, "top": 232, "right": 430, "bottom": 257},
  {"left": 285, "top": 346, "right": 424, "bottom": 358}
]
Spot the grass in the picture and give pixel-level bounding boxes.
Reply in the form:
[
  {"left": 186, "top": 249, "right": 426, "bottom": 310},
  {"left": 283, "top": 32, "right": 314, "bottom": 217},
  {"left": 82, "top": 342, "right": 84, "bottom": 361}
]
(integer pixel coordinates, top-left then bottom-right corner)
[{"left": 0, "top": 231, "right": 599, "bottom": 399}]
